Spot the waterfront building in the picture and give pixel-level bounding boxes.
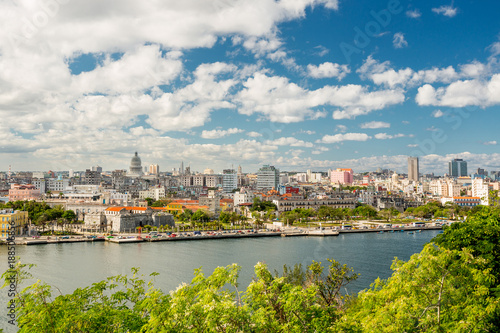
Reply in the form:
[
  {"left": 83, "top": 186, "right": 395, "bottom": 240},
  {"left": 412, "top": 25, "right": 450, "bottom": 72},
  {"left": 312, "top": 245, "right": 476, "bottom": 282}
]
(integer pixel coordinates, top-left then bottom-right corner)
[
  {"left": 8, "top": 184, "right": 41, "bottom": 202},
  {"left": 257, "top": 165, "right": 280, "bottom": 190},
  {"left": 330, "top": 168, "right": 354, "bottom": 185},
  {"left": 128, "top": 152, "right": 143, "bottom": 178},
  {"left": 449, "top": 159, "right": 468, "bottom": 177},
  {"left": 408, "top": 157, "right": 419, "bottom": 181},
  {"left": 272, "top": 197, "right": 356, "bottom": 216},
  {"left": 84, "top": 206, "right": 174, "bottom": 233},
  {"left": 0, "top": 209, "right": 28, "bottom": 238}
]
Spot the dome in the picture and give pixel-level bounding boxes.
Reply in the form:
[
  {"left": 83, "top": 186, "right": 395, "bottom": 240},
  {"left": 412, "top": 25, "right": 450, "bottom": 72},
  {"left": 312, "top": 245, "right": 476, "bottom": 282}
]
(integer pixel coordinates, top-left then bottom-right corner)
[
  {"left": 128, "top": 152, "right": 143, "bottom": 177},
  {"left": 131, "top": 152, "right": 141, "bottom": 167}
]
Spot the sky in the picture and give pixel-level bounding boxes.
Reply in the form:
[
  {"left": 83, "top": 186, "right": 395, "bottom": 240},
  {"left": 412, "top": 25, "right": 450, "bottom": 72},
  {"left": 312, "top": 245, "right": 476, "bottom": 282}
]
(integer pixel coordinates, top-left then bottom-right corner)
[{"left": 0, "top": 0, "right": 499, "bottom": 175}]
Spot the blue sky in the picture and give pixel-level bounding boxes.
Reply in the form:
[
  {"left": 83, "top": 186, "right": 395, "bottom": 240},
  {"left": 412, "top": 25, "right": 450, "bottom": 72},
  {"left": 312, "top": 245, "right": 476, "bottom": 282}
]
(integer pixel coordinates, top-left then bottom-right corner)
[{"left": 0, "top": 0, "right": 499, "bottom": 174}]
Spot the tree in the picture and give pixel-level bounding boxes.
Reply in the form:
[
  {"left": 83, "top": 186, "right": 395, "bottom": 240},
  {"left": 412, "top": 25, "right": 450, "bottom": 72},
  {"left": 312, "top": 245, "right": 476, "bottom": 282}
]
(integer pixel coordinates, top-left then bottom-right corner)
[
  {"left": 144, "top": 197, "right": 154, "bottom": 207},
  {"left": 62, "top": 210, "right": 76, "bottom": 223},
  {"left": 343, "top": 244, "right": 500, "bottom": 332}
]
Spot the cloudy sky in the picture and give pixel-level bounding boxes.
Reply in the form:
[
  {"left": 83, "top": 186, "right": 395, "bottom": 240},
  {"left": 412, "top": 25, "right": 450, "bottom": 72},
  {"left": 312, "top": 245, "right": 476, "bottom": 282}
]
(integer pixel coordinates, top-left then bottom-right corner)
[{"left": 1, "top": 0, "right": 499, "bottom": 175}]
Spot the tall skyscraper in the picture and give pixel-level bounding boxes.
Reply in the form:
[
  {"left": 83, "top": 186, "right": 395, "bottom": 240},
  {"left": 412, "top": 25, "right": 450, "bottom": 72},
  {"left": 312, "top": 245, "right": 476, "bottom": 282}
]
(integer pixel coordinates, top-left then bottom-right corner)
[
  {"left": 408, "top": 157, "right": 419, "bottom": 181},
  {"left": 449, "top": 159, "right": 468, "bottom": 177}
]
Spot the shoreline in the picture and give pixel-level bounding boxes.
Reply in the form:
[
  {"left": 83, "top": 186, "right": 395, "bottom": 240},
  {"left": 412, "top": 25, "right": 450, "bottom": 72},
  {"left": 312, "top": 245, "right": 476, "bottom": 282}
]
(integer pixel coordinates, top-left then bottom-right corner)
[{"left": 2, "top": 225, "right": 443, "bottom": 246}]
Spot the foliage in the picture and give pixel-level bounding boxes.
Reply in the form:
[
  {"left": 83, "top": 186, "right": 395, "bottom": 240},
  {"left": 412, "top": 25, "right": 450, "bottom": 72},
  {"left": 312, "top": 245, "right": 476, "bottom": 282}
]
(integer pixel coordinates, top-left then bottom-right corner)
[
  {"left": 342, "top": 244, "right": 500, "bottom": 332},
  {"left": 251, "top": 197, "right": 277, "bottom": 212},
  {"left": 2, "top": 259, "right": 358, "bottom": 333}
]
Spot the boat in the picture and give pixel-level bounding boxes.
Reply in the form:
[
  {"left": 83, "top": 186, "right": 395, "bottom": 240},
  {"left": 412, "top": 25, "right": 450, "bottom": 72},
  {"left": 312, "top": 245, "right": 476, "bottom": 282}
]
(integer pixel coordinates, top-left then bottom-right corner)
[{"left": 408, "top": 231, "right": 414, "bottom": 234}]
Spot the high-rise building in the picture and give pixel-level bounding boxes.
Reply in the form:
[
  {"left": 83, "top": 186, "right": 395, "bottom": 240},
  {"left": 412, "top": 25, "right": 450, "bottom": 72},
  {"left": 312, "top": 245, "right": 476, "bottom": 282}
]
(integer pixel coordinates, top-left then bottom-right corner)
[
  {"left": 408, "top": 157, "right": 419, "bottom": 181},
  {"left": 257, "top": 165, "right": 280, "bottom": 190},
  {"left": 472, "top": 178, "right": 489, "bottom": 205},
  {"left": 222, "top": 169, "right": 238, "bottom": 193},
  {"left": 91, "top": 165, "right": 102, "bottom": 173},
  {"left": 449, "top": 159, "right": 467, "bottom": 177},
  {"left": 149, "top": 164, "right": 160, "bottom": 175}
]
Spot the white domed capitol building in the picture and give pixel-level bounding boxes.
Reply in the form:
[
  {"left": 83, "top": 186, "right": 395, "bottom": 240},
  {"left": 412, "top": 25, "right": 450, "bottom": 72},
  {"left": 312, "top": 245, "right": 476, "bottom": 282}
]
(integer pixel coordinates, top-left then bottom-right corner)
[{"left": 127, "top": 152, "right": 143, "bottom": 178}]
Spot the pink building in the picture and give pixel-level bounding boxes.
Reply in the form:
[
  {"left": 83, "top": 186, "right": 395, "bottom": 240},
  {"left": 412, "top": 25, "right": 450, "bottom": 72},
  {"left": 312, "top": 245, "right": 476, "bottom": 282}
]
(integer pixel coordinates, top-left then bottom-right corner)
[
  {"left": 8, "top": 184, "right": 41, "bottom": 202},
  {"left": 330, "top": 168, "right": 354, "bottom": 185}
]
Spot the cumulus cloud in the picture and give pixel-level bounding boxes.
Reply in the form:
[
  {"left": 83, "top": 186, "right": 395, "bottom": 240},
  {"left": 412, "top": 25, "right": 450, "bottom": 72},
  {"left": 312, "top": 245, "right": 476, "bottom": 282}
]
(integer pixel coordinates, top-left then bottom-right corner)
[
  {"left": 235, "top": 72, "right": 405, "bottom": 122},
  {"left": 432, "top": 109, "right": 445, "bottom": 118},
  {"left": 432, "top": 5, "right": 458, "bottom": 17},
  {"left": 266, "top": 137, "right": 314, "bottom": 147},
  {"left": 360, "top": 121, "right": 390, "bottom": 129},
  {"left": 393, "top": 33, "right": 408, "bottom": 49},
  {"left": 483, "top": 141, "right": 497, "bottom": 145},
  {"left": 415, "top": 74, "right": 500, "bottom": 107},
  {"left": 307, "top": 62, "right": 350, "bottom": 79},
  {"left": 247, "top": 131, "right": 263, "bottom": 138},
  {"left": 406, "top": 9, "right": 421, "bottom": 18},
  {"left": 374, "top": 133, "right": 405, "bottom": 139},
  {"left": 201, "top": 128, "right": 244, "bottom": 139},
  {"left": 316, "top": 133, "right": 371, "bottom": 144}
]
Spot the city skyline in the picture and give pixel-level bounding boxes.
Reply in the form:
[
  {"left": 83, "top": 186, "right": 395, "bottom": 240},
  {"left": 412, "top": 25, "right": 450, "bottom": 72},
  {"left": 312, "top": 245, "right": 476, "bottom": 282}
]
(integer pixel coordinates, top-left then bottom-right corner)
[{"left": 1, "top": 1, "right": 500, "bottom": 174}]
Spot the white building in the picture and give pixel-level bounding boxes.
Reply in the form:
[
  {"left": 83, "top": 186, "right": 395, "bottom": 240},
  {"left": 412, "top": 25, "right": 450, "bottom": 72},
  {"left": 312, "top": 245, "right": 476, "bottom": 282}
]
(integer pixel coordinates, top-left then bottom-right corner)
[
  {"left": 472, "top": 178, "right": 489, "bottom": 205},
  {"left": 139, "top": 187, "right": 166, "bottom": 201}
]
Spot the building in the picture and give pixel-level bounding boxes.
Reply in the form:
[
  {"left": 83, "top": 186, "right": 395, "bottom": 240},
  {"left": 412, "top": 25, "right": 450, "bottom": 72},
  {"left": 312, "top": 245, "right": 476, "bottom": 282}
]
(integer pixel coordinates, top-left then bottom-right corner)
[
  {"left": 272, "top": 197, "right": 356, "bottom": 216},
  {"left": 84, "top": 169, "right": 102, "bottom": 185},
  {"left": 84, "top": 207, "right": 174, "bottom": 233},
  {"left": 8, "top": 184, "right": 41, "bottom": 202},
  {"left": 222, "top": 169, "right": 238, "bottom": 193},
  {"left": 128, "top": 152, "right": 143, "bottom": 178},
  {"left": 472, "top": 178, "right": 489, "bottom": 205},
  {"left": 452, "top": 197, "right": 481, "bottom": 207},
  {"left": 0, "top": 209, "right": 29, "bottom": 238},
  {"left": 408, "top": 157, "right": 419, "bottom": 182},
  {"left": 330, "top": 168, "right": 354, "bottom": 185},
  {"left": 91, "top": 166, "right": 103, "bottom": 173},
  {"left": 139, "top": 187, "right": 166, "bottom": 201},
  {"left": 149, "top": 164, "right": 160, "bottom": 175},
  {"left": 257, "top": 165, "right": 280, "bottom": 190},
  {"left": 449, "top": 159, "right": 468, "bottom": 177}
]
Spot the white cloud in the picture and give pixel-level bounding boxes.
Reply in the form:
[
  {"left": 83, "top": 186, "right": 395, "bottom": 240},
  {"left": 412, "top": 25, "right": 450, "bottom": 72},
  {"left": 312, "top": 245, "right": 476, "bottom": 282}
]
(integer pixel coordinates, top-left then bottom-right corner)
[
  {"left": 307, "top": 62, "right": 350, "bottom": 79},
  {"left": 357, "top": 56, "right": 461, "bottom": 88},
  {"left": 393, "top": 33, "right": 408, "bottom": 49},
  {"left": 298, "top": 129, "right": 316, "bottom": 135},
  {"left": 247, "top": 131, "right": 263, "bottom": 138},
  {"left": 201, "top": 128, "right": 244, "bottom": 139},
  {"left": 406, "top": 9, "right": 421, "bottom": 18},
  {"left": 266, "top": 137, "right": 314, "bottom": 147},
  {"left": 235, "top": 72, "right": 405, "bottom": 122},
  {"left": 432, "top": 5, "right": 458, "bottom": 17},
  {"left": 374, "top": 133, "right": 405, "bottom": 140},
  {"left": 431, "top": 109, "right": 445, "bottom": 118},
  {"left": 335, "top": 125, "right": 347, "bottom": 133},
  {"left": 316, "top": 133, "right": 371, "bottom": 144},
  {"left": 407, "top": 144, "right": 418, "bottom": 148},
  {"left": 415, "top": 74, "right": 500, "bottom": 107},
  {"left": 360, "top": 121, "right": 390, "bottom": 129},
  {"left": 483, "top": 141, "right": 497, "bottom": 145}
]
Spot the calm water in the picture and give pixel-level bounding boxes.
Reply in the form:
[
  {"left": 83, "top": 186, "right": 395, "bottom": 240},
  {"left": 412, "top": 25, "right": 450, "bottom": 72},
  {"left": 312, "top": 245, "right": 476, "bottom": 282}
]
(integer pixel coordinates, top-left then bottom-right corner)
[{"left": 1, "top": 230, "right": 440, "bottom": 331}]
